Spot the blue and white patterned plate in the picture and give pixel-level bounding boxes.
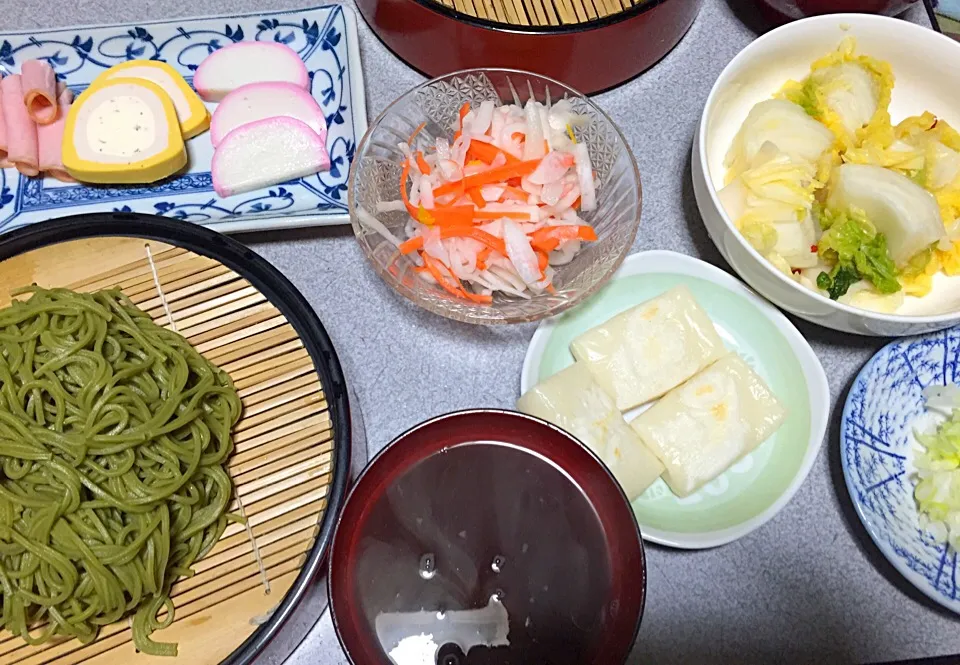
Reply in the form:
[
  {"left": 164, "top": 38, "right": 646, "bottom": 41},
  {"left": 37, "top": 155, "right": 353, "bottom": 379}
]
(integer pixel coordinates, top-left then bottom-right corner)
[
  {"left": 842, "top": 328, "right": 960, "bottom": 614},
  {"left": 0, "top": 4, "right": 366, "bottom": 234}
]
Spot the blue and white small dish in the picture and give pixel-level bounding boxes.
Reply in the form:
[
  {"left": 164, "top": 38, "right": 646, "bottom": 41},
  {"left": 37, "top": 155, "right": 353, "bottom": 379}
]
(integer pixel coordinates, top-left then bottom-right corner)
[
  {"left": 0, "top": 4, "right": 367, "bottom": 234},
  {"left": 842, "top": 327, "right": 960, "bottom": 614}
]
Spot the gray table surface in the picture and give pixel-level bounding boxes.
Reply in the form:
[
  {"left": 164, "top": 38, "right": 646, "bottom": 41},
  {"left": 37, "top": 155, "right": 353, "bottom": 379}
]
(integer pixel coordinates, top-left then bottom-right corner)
[{"left": 7, "top": 0, "right": 955, "bottom": 663}]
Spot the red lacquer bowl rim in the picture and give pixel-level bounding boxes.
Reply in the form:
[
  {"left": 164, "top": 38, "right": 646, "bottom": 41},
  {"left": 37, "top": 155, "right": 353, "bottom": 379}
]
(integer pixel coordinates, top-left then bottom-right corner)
[
  {"left": 327, "top": 409, "right": 647, "bottom": 664},
  {"left": 396, "top": 0, "right": 679, "bottom": 35}
]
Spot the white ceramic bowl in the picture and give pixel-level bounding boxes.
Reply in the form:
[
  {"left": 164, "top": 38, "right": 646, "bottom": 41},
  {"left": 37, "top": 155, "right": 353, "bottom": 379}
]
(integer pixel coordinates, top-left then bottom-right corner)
[{"left": 693, "top": 14, "right": 960, "bottom": 337}]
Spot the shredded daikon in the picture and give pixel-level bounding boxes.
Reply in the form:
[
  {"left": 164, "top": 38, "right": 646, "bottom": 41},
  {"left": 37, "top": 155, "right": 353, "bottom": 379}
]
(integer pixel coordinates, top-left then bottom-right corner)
[
  {"left": 358, "top": 208, "right": 403, "bottom": 247},
  {"left": 370, "top": 97, "right": 601, "bottom": 304}
]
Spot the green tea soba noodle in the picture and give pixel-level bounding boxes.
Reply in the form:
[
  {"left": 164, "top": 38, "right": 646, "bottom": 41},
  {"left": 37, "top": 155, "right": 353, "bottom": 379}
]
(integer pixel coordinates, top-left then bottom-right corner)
[{"left": 0, "top": 287, "right": 242, "bottom": 656}]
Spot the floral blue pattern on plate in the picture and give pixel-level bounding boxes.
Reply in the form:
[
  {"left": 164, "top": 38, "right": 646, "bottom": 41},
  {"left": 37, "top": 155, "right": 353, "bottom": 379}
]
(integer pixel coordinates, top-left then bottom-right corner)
[
  {"left": 0, "top": 4, "right": 367, "bottom": 234},
  {"left": 841, "top": 327, "right": 960, "bottom": 614}
]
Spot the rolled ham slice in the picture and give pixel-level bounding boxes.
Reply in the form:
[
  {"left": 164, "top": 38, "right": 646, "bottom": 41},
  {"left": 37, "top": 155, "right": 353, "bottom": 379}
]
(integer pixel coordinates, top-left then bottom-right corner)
[
  {"left": 22, "top": 60, "right": 58, "bottom": 125},
  {"left": 1, "top": 75, "right": 39, "bottom": 176},
  {"left": 0, "top": 85, "right": 9, "bottom": 168},
  {"left": 56, "top": 81, "right": 74, "bottom": 105},
  {"left": 38, "top": 87, "right": 75, "bottom": 182}
]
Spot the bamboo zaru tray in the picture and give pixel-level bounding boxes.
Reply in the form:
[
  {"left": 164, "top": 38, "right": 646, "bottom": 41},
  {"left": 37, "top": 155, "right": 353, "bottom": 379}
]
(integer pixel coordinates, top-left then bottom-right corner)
[
  {"left": 0, "top": 214, "right": 351, "bottom": 665},
  {"left": 432, "top": 0, "right": 644, "bottom": 26}
]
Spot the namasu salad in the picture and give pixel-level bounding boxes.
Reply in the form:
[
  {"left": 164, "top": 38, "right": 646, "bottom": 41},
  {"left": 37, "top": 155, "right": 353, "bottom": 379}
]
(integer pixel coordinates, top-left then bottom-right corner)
[{"left": 358, "top": 94, "right": 600, "bottom": 304}]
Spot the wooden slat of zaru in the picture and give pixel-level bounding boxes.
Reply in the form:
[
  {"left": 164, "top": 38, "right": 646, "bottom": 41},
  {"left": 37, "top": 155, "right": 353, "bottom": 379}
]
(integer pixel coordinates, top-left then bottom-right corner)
[
  {"left": 221, "top": 497, "right": 329, "bottom": 542},
  {"left": 149, "top": 287, "right": 265, "bottom": 327},
  {"left": 419, "top": 0, "right": 640, "bottom": 24},
  {"left": 0, "top": 237, "right": 338, "bottom": 665},
  {"left": 229, "top": 419, "right": 332, "bottom": 468},
  {"left": 204, "top": 327, "right": 301, "bottom": 365},
  {"left": 136, "top": 272, "right": 245, "bottom": 313}
]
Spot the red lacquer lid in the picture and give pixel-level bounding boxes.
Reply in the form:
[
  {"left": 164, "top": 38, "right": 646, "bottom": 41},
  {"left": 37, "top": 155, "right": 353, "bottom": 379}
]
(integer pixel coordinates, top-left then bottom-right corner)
[{"left": 355, "top": 0, "right": 704, "bottom": 94}]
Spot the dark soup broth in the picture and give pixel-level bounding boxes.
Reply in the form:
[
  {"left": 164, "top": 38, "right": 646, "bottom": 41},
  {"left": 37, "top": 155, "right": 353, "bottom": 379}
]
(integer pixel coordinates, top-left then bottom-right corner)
[{"left": 352, "top": 441, "right": 614, "bottom": 665}]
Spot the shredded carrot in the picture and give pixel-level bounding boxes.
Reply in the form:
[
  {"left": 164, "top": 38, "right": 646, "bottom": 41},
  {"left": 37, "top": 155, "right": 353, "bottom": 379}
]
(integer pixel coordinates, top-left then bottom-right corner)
[
  {"left": 534, "top": 237, "right": 560, "bottom": 252},
  {"left": 435, "top": 177, "right": 466, "bottom": 204},
  {"left": 433, "top": 160, "right": 541, "bottom": 198},
  {"left": 501, "top": 185, "right": 529, "bottom": 201},
  {"left": 467, "top": 140, "right": 519, "bottom": 165},
  {"left": 399, "top": 236, "right": 424, "bottom": 254},
  {"left": 430, "top": 205, "right": 475, "bottom": 227},
  {"left": 577, "top": 225, "right": 598, "bottom": 241},
  {"left": 415, "top": 151, "right": 431, "bottom": 175},
  {"left": 408, "top": 121, "right": 427, "bottom": 146},
  {"left": 473, "top": 210, "right": 530, "bottom": 220},
  {"left": 439, "top": 260, "right": 493, "bottom": 304},
  {"left": 477, "top": 246, "right": 492, "bottom": 271},
  {"left": 393, "top": 97, "right": 597, "bottom": 303},
  {"left": 468, "top": 188, "right": 486, "bottom": 208},
  {"left": 536, "top": 251, "right": 548, "bottom": 272},
  {"left": 439, "top": 227, "right": 507, "bottom": 255},
  {"left": 400, "top": 162, "right": 417, "bottom": 216},
  {"left": 421, "top": 253, "right": 463, "bottom": 299},
  {"left": 459, "top": 289, "right": 492, "bottom": 304},
  {"left": 530, "top": 225, "right": 597, "bottom": 252},
  {"left": 422, "top": 252, "right": 492, "bottom": 304}
]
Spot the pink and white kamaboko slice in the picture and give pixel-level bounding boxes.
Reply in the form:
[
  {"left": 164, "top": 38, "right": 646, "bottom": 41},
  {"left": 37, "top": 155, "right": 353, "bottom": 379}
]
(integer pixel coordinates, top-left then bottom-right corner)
[
  {"left": 193, "top": 42, "right": 310, "bottom": 102},
  {"left": 211, "top": 116, "right": 330, "bottom": 197},
  {"left": 210, "top": 81, "right": 327, "bottom": 147}
]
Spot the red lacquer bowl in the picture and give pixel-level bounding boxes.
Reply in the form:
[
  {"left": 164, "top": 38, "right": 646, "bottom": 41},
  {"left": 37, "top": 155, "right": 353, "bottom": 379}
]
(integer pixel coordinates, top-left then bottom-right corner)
[
  {"left": 328, "top": 410, "right": 646, "bottom": 664},
  {"left": 756, "top": 0, "right": 922, "bottom": 21},
  {"left": 355, "top": 0, "right": 704, "bottom": 95}
]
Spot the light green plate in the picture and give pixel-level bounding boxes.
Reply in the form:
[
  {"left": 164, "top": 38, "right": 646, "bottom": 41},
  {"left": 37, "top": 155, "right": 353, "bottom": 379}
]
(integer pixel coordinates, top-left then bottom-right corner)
[{"left": 519, "top": 251, "right": 829, "bottom": 548}]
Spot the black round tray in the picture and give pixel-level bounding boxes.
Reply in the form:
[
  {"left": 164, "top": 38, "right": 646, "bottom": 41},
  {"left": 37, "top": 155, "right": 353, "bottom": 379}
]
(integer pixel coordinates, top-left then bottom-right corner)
[{"left": 0, "top": 212, "right": 352, "bottom": 665}]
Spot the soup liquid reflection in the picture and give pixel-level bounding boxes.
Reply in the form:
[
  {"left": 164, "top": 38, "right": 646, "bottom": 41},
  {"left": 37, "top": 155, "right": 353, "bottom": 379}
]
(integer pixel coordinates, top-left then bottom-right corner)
[{"left": 353, "top": 442, "right": 614, "bottom": 665}]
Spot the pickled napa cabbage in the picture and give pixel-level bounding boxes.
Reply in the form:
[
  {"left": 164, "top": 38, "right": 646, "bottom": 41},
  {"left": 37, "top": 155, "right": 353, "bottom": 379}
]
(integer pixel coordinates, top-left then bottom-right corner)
[
  {"left": 778, "top": 36, "right": 894, "bottom": 152},
  {"left": 724, "top": 99, "right": 836, "bottom": 182},
  {"left": 814, "top": 206, "right": 900, "bottom": 299},
  {"left": 719, "top": 143, "right": 822, "bottom": 269},
  {"left": 826, "top": 163, "right": 945, "bottom": 266}
]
